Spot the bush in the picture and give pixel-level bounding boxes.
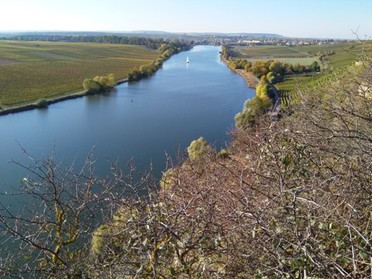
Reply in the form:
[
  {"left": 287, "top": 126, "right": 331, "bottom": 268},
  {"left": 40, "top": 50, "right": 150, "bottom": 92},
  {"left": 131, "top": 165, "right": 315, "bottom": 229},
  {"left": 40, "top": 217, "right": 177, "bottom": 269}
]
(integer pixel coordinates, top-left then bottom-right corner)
[
  {"left": 127, "top": 68, "right": 141, "bottom": 81},
  {"left": 217, "top": 149, "right": 230, "bottom": 159},
  {"left": 93, "top": 73, "right": 116, "bottom": 89},
  {"left": 235, "top": 106, "right": 255, "bottom": 127},
  {"left": 160, "top": 168, "right": 176, "bottom": 190},
  {"left": 235, "top": 76, "right": 273, "bottom": 128},
  {"left": 91, "top": 225, "right": 112, "bottom": 255},
  {"left": 267, "top": 71, "right": 276, "bottom": 83},
  {"left": 187, "top": 137, "right": 211, "bottom": 161},
  {"left": 83, "top": 73, "right": 116, "bottom": 93},
  {"left": 35, "top": 98, "right": 48, "bottom": 108},
  {"left": 128, "top": 62, "right": 161, "bottom": 81},
  {"left": 83, "top": 78, "right": 103, "bottom": 93}
]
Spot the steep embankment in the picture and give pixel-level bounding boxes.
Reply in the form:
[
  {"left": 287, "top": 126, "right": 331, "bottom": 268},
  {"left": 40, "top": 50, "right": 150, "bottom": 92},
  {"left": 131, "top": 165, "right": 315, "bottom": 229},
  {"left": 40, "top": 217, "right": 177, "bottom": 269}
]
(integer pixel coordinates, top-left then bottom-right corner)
[{"left": 86, "top": 60, "right": 371, "bottom": 278}]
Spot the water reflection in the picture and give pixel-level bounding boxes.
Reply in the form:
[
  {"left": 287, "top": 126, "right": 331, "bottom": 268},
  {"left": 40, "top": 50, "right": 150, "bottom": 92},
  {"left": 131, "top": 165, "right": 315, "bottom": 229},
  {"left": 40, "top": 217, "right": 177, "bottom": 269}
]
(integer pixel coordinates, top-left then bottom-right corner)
[{"left": 0, "top": 46, "right": 254, "bottom": 192}]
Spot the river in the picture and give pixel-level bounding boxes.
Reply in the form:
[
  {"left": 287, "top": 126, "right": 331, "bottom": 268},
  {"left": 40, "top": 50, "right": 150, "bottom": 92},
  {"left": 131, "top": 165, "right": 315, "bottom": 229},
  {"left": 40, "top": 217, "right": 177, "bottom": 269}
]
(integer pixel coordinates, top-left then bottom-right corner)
[{"left": 0, "top": 45, "right": 254, "bottom": 193}]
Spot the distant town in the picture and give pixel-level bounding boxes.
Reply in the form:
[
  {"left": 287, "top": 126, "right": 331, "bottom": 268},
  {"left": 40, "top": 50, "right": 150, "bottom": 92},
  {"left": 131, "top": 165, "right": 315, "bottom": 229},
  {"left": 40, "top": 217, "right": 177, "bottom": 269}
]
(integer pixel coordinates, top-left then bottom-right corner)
[
  {"left": 0, "top": 31, "right": 351, "bottom": 47},
  {"left": 192, "top": 35, "right": 348, "bottom": 47},
  {"left": 225, "top": 37, "right": 343, "bottom": 46}
]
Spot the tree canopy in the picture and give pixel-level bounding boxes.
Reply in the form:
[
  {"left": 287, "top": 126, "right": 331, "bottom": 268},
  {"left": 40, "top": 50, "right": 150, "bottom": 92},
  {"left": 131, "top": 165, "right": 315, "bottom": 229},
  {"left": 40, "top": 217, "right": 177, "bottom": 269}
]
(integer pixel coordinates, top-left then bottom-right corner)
[{"left": 83, "top": 73, "right": 116, "bottom": 93}]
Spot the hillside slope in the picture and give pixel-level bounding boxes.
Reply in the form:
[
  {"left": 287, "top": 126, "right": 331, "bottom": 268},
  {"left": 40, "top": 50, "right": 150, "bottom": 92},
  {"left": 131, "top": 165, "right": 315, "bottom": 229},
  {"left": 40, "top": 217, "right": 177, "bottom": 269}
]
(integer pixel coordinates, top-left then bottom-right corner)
[
  {"left": 0, "top": 53, "right": 370, "bottom": 279},
  {"left": 85, "top": 59, "right": 371, "bottom": 278}
]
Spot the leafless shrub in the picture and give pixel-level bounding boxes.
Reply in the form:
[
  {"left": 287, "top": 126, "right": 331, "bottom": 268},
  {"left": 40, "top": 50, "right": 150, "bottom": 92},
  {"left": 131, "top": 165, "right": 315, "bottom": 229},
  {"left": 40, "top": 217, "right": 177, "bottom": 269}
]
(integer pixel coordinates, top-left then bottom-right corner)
[{"left": 1, "top": 50, "right": 371, "bottom": 279}]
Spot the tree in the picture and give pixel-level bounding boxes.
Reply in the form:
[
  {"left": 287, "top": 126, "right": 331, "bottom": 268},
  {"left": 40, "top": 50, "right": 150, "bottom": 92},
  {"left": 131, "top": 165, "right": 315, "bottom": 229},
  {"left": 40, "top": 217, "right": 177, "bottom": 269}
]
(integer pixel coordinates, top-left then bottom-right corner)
[
  {"left": 128, "top": 67, "right": 141, "bottom": 81},
  {"left": 0, "top": 150, "right": 153, "bottom": 278},
  {"left": 308, "top": 60, "right": 320, "bottom": 72},
  {"left": 267, "top": 71, "right": 276, "bottom": 83},
  {"left": 235, "top": 76, "right": 273, "bottom": 127},
  {"left": 105, "top": 73, "right": 116, "bottom": 88},
  {"left": 255, "top": 76, "right": 271, "bottom": 103},
  {"left": 244, "top": 61, "right": 252, "bottom": 72},
  {"left": 83, "top": 78, "right": 102, "bottom": 93},
  {"left": 83, "top": 73, "right": 116, "bottom": 93},
  {"left": 293, "top": 63, "right": 305, "bottom": 73},
  {"left": 93, "top": 73, "right": 116, "bottom": 89},
  {"left": 269, "top": 61, "right": 285, "bottom": 76}
]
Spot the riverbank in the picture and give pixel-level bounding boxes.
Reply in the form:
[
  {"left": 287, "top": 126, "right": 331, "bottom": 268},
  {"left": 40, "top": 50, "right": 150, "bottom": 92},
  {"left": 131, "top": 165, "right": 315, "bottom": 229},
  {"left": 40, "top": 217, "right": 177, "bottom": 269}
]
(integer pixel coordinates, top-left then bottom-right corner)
[
  {"left": 0, "top": 44, "right": 251, "bottom": 183},
  {"left": 0, "top": 41, "right": 161, "bottom": 108},
  {"left": 0, "top": 78, "right": 128, "bottom": 116},
  {"left": 220, "top": 56, "right": 259, "bottom": 88},
  {"left": 0, "top": 40, "right": 192, "bottom": 116},
  {"left": 235, "top": 69, "right": 259, "bottom": 88}
]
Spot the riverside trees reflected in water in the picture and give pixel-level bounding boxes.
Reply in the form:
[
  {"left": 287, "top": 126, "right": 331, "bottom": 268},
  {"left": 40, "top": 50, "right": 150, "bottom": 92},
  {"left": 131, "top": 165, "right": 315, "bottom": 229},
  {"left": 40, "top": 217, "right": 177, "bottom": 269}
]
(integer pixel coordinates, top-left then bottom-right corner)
[
  {"left": 0, "top": 45, "right": 255, "bottom": 277},
  {"left": 1, "top": 42, "right": 371, "bottom": 279},
  {"left": 0, "top": 45, "right": 254, "bottom": 196}
]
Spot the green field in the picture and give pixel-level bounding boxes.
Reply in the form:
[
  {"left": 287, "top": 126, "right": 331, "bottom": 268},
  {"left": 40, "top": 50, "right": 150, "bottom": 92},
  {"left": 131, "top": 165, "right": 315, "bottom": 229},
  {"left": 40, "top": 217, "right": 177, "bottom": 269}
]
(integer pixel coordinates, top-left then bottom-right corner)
[
  {"left": 244, "top": 57, "right": 319, "bottom": 66},
  {"left": 230, "top": 41, "right": 372, "bottom": 93},
  {"left": 232, "top": 45, "right": 313, "bottom": 59},
  {"left": 275, "top": 75, "right": 316, "bottom": 91},
  {"left": 231, "top": 45, "right": 320, "bottom": 67},
  {"left": 0, "top": 41, "right": 159, "bottom": 107},
  {"left": 231, "top": 42, "right": 372, "bottom": 68}
]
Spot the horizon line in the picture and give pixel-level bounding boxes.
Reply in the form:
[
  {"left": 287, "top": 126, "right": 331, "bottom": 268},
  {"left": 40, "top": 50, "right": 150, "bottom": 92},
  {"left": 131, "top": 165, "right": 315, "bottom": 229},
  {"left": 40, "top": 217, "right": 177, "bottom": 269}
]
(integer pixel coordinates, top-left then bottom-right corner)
[{"left": 0, "top": 30, "right": 356, "bottom": 40}]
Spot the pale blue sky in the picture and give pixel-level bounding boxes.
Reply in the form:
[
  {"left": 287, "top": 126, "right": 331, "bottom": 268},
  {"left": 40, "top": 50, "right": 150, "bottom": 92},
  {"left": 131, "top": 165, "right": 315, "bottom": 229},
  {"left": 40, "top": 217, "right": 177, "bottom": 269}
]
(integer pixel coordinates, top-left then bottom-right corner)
[{"left": 0, "top": 0, "right": 371, "bottom": 39}]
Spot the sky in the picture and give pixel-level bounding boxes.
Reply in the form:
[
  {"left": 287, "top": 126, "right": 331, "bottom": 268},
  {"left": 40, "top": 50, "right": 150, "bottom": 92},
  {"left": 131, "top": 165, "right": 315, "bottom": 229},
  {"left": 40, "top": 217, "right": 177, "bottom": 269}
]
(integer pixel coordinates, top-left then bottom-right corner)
[{"left": 0, "top": 0, "right": 371, "bottom": 39}]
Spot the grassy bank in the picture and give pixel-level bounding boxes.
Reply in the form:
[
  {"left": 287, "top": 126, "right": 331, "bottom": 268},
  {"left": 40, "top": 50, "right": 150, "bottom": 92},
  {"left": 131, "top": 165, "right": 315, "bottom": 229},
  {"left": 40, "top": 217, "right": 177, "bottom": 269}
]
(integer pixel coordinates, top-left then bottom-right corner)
[{"left": 0, "top": 41, "right": 159, "bottom": 107}]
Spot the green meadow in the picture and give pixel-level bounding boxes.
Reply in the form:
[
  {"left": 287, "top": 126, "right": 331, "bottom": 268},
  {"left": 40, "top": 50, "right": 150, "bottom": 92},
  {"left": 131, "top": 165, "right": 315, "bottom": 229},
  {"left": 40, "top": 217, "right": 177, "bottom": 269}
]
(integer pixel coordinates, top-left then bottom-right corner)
[
  {"left": 231, "top": 42, "right": 371, "bottom": 67},
  {"left": 232, "top": 45, "right": 314, "bottom": 59},
  {"left": 230, "top": 41, "right": 372, "bottom": 93},
  {"left": 0, "top": 41, "right": 159, "bottom": 107}
]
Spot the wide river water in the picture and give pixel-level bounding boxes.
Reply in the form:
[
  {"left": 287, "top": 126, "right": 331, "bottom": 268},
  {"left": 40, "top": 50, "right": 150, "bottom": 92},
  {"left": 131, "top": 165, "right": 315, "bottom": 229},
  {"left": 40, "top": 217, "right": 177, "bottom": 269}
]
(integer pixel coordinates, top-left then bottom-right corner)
[{"left": 0, "top": 45, "right": 254, "bottom": 192}]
